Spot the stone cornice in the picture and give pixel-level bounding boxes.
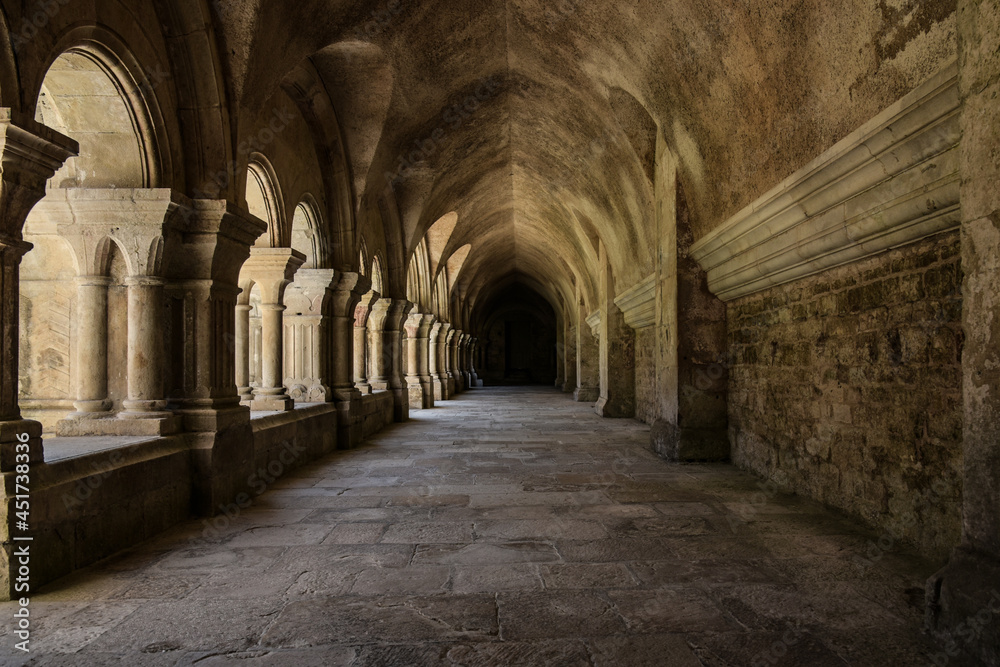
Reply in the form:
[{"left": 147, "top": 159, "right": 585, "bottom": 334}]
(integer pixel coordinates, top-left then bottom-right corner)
[
  {"left": 614, "top": 274, "right": 656, "bottom": 329},
  {"left": 690, "top": 60, "right": 960, "bottom": 302},
  {"left": 586, "top": 310, "right": 601, "bottom": 337}
]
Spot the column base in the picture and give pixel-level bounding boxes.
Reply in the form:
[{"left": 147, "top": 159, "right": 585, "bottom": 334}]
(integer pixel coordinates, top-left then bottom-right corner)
[
  {"left": 250, "top": 395, "right": 294, "bottom": 412},
  {"left": 926, "top": 546, "right": 1000, "bottom": 665},
  {"left": 434, "top": 378, "right": 450, "bottom": 401},
  {"left": 356, "top": 382, "right": 373, "bottom": 395},
  {"left": 419, "top": 377, "right": 435, "bottom": 409},
  {"left": 57, "top": 413, "right": 180, "bottom": 437},
  {"left": 574, "top": 386, "right": 599, "bottom": 402},
  {"left": 407, "top": 381, "right": 424, "bottom": 411},
  {"left": 650, "top": 420, "right": 729, "bottom": 462}
]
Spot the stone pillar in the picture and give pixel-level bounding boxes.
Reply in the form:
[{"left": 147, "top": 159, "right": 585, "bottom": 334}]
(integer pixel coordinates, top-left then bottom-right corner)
[
  {"left": 370, "top": 298, "right": 413, "bottom": 421},
  {"left": 554, "top": 322, "right": 566, "bottom": 388},
  {"left": 69, "top": 276, "right": 112, "bottom": 416},
  {"left": 238, "top": 248, "right": 306, "bottom": 411},
  {"left": 403, "top": 313, "right": 433, "bottom": 410},
  {"left": 649, "top": 164, "right": 728, "bottom": 462},
  {"left": 595, "top": 242, "right": 635, "bottom": 418},
  {"left": 562, "top": 322, "right": 577, "bottom": 393},
  {"left": 433, "top": 323, "right": 452, "bottom": 401},
  {"left": 235, "top": 303, "right": 253, "bottom": 403},
  {"left": 926, "top": 4, "right": 1000, "bottom": 662},
  {"left": 164, "top": 200, "right": 267, "bottom": 514},
  {"left": 449, "top": 329, "right": 463, "bottom": 394},
  {"left": 0, "top": 114, "right": 77, "bottom": 599},
  {"left": 469, "top": 337, "right": 481, "bottom": 387},
  {"left": 328, "top": 272, "right": 370, "bottom": 449},
  {"left": 120, "top": 276, "right": 175, "bottom": 430},
  {"left": 283, "top": 269, "right": 339, "bottom": 403},
  {"left": 575, "top": 298, "right": 600, "bottom": 402},
  {"left": 353, "top": 290, "right": 380, "bottom": 395},
  {"left": 419, "top": 316, "right": 437, "bottom": 405},
  {"left": 460, "top": 334, "right": 473, "bottom": 389}
]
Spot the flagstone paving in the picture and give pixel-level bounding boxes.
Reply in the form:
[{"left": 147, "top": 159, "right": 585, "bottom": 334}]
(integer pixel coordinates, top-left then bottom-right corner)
[{"left": 0, "top": 387, "right": 946, "bottom": 665}]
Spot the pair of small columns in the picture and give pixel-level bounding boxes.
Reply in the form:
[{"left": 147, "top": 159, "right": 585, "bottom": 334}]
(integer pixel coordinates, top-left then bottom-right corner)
[
  {"left": 235, "top": 248, "right": 306, "bottom": 411},
  {"left": 404, "top": 313, "right": 437, "bottom": 409},
  {"left": 430, "top": 322, "right": 451, "bottom": 401},
  {"left": 353, "top": 290, "right": 381, "bottom": 394},
  {"left": 368, "top": 298, "right": 413, "bottom": 421},
  {"left": 70, "top": 274, "right": 172, "bottom": 423},
  {"left": 39, "top": 189, "right": 195, "bottom": 436}
]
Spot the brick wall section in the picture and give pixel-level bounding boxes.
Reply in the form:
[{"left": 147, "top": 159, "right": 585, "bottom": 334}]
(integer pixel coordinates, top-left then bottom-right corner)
[{"left": 728, "top": 231, "right": 963, "bottom": 561}]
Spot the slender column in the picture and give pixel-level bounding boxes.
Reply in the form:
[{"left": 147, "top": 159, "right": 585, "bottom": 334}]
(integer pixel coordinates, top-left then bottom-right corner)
[
  {"left": 470, "top": 337, "right": 480, "bottom": 387},
  {"left": 70, "top": 276, "right": 111, "bottom": 416},
  {"left": 383, "top": 300, "right": 414, "bottom": 421},
  {"left": 460, "top": 334, "right": 472, "bottom": 389},
  {"left": 563, "top": 324, "right": 577, "bottom": 393},
  {"left": 282, "top": 269, "right": 338, "bottom": 402},
  {"left": 418, "top": 316, "right": 437, "bottom": 406},
  {"left": 328, "top": 272, "right": 370, "bottom": 448},
  {"left": 235, "top": 303, "right": 252, "bottom": 403},
  {"left": 433, "top": 323, "right": 451, "bottom": 400},
  {"left": 353, "top": 291, "right": 380, "bottom": 395},
  {"left": 447, "top": 329, "right": 461, "bottom": 394},
  {"left": 575, "top": 300, "right": 600, "bottom": 402},
  {"left": 595, "top": 241, "right": 635, "bottom": 418},
  {"left": 404, "top": 313, "right": 424, "bottom": 410},
  {"left": 240, "top": 248, "right": 305, "bottom": 412},
  {"left": 121, "top": 276, "right": 172, "bottom": 422}
]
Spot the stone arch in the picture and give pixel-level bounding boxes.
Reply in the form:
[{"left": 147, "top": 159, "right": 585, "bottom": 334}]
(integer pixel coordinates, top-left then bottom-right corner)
[
  {"left": 371, "top": 254, "right": 385, "bottom": 295},
  {"left": 291, "top": 195, "right": 325, "bottom": 270},
  {"left": 246, "top": 153, "right": 287, "bottom": 248},
  {"left": 33, "top": 27, "right": 173, "bottom": 189},
  {"left": 0, "top": 6, "right": 21, "bottom": 109}
]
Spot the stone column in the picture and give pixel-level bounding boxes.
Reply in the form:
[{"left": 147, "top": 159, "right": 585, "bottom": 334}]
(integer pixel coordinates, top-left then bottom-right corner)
[
  {"left": 448, "top": 329, "right": 463, "bottom": 394},
  {"left": 575, "top": 299, "right": 600, "bottom": 402},
  {"left": 926, "top": 5, "right": 1000, "bottom": 662},
  {"left": 0, "top": 113, "right": 77, "bottom": 599},
  {"left": 403, "top": 313, "right": 425, "bottom": 410},
  {"left": 595, "top": 242, "right": 635, "bottom": 418},
  {"left": 563, "top": 322, "right": 577, "bottom": 393},
  {"left": 370, "top": 298, "right": 413, "bottom": 421},
  {"left": 283, "top": 269, "right": 338, "bottom": 403},
  {"left": 69, "top": 276, "right": 111, "bottom": 416},
  {"left": 328, "top": 272, "right": 370, "bottom": 449},
  {"left": 554, "top": 322, "right": 566, "bottom": 388},
  {"left": 418, "top": 315, "right": 437, "bottom": 406},
  {"left": 353, "top": 290, "right": 380, "bottom": 395},
  {"left": 469, "top": 337, "right": 481, "bottom": 387},
  {"left": 235, "top": 303, "right": 253, "bottom": 403},
  {"left": 433, "top": 323, "right": 451, "bottom": 401},
  {"left": 164, "top": 200, "right": 267, "bottom": 514},
  {"left": 120, "top": 276, "right": 175, "bottom": 429},
  {"left": 460, "top": 334, "right": 473, "bottom": 389},
  {"left": 239, "top": 248, "right": 306, "bottom": 411}
]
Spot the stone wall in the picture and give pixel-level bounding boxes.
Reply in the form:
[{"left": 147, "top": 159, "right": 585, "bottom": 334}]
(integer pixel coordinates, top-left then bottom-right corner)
[
  {"left": 634, "top": 329, "right": 657, "bottom": 425},
  {"left": 728, "top": 232, "right": 963, "bottom": 561},
  {"left": 360, "top": 391, "right": 395, "bottom": 441}
]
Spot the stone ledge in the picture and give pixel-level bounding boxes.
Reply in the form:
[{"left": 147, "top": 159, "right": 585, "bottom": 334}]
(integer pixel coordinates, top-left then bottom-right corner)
[
  {"left": 690, "top": 59, "right": 960, "bottom": 302},
  {"left": 614, "top": 274, "right": 656, "bottom": 330}
]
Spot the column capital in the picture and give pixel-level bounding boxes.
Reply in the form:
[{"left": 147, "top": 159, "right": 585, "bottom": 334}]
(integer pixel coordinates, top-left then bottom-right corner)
[
  {"left": 329, "top": 271, "right": 371, "bottom": 318},
  {"left": 31, "top": 188, "right": 194, "bottom": 277},
  {"left": 0, "top": 110, "right": 78, "bottom": 239},
  {"left": 354, "top": 289, "right": 382, "bottom": 327},
  {"left": 371, "top": 298, "right": 414, "bottom": 332},
  {"left": 239, "top": 246, "right": 306, "bottom": 304}
]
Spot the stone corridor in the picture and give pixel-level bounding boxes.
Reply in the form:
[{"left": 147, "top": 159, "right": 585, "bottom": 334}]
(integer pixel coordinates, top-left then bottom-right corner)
[{"left": 0, "top": 388, "right": 942, "bottom": 666}]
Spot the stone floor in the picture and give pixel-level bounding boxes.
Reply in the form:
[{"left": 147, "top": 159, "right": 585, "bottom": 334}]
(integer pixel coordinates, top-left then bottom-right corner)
[{"left": 1, "top": 387, "right": 949, "bottom": 666}]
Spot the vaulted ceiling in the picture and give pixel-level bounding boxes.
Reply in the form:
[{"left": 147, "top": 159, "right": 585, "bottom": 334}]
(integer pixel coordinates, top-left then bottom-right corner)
[{"left": 210, "top": 0, "right": 956, "bottom": 316}]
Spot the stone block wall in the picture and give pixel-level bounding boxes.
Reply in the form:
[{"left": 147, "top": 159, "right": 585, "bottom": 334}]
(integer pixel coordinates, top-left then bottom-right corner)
[
  {"left": 9, "top": 439, "right": 191, "bottom": 594},
  {"left": 360, "top": 391, "right": 395, "bottom": 441},
  {"left": 728, "top": 232, "right": 963, "bottom": 561}
]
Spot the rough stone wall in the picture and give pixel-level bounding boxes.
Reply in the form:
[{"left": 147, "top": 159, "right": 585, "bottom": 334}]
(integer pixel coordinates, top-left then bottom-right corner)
[
  {"left": 634, "top": 328, "right": 657, "bottom": 424},
  {"left": 729, "top": 232, "right": 963, "bottom": 561}
]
